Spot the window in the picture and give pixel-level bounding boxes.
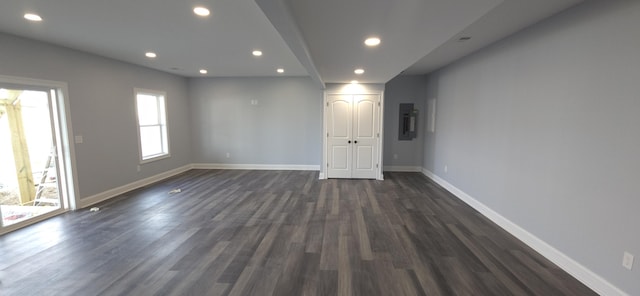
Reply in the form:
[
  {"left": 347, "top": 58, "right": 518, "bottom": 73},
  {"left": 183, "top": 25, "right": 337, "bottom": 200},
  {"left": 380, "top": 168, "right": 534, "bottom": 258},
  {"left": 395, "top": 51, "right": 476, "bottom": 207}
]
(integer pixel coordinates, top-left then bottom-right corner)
[{"left": 135, "top": 89, "right": 169, "bottom": 162}]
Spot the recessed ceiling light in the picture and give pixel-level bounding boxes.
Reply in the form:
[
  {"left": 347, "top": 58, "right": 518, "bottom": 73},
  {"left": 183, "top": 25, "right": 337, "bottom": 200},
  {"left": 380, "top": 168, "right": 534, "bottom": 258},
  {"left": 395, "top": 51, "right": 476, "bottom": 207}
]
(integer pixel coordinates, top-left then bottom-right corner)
[
  {"left": 193, "top": 7, "right": 210, "bottom": 16},
  {"left": 252, "top": 50, "right": 263, "bottom": 57},
  {"left": 199, "top": 69, "right": 208, "bottom": 74},
  {"left": 276, "top": 68, "right": 284, "bottom": 73},
  {"left": 354, "top": 69, "right": 364, "bottom": 75},
  {"left": 24, "top": 13, "right": 42, "bottom": 22},
  {"left": 350, "top": 80, "right": 359, "bottom": 84},
  {"left": 145, "top": 52, "right": 157, "bottom": 58},
  {"left": 364, "top": 37, "right": 380, "bottom": 47}
]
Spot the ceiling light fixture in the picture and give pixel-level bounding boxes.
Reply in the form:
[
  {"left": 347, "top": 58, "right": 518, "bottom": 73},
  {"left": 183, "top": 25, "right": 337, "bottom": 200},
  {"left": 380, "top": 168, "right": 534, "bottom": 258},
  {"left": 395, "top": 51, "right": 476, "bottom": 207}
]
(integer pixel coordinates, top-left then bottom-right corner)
[
  {"left": 276, "top": 68, "right": 284, "bottom": 73},
  {"left": 364, "top": 37, "right": 380, "bottom": 47},
  {"left": 145, "top": 52, "right": 157, "bottom": 58},
  {"left": 350, "top": 80, "right": 359, "bottom": 84},
  {"left": 252, "top": 50, "right": 263, "bottom": 57},
  {"left": 354, "top": 69, "right": 364, "bottom": 75},
  {"left": 24, "top": 13, "right": 43, "bottom": 22},
  {"left": 193, "top": 7, "right": 210, "bottom": 16},
  {"left": 199, "top": 69, "right": 208, "bottom": 74}
]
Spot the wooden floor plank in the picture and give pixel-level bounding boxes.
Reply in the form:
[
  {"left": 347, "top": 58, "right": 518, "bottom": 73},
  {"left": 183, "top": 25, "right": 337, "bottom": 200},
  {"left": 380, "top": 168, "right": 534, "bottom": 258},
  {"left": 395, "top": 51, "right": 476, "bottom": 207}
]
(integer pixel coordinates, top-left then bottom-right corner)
[{"left": 0, "top": 170, "right": 597, "bottom": 296}]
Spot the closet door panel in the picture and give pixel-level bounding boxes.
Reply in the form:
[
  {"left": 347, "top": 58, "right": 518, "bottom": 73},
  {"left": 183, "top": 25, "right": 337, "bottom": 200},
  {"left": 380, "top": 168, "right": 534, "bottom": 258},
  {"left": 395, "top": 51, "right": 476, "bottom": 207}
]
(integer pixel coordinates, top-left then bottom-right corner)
[
  {"left": 352, "top": 95, "right": 378, "bottom": 179},
  {"left": 326, "top": 95, "right": 352, "bottom": 178}
]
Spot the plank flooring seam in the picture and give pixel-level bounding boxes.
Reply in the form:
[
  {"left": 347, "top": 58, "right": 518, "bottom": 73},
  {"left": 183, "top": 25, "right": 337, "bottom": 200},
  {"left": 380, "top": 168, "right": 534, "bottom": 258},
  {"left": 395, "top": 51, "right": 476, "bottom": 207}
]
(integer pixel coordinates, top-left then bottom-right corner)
[{"left": 0, "top": 170, "right": 597, "bottom": 296}]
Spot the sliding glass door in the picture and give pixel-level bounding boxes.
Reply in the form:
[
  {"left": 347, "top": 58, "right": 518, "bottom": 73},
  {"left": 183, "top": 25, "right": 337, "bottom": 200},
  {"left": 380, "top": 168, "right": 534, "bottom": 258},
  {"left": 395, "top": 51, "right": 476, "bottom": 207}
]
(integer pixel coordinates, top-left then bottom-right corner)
[{"left": 0, "top": 84, "right": 68, "bottom": 231}]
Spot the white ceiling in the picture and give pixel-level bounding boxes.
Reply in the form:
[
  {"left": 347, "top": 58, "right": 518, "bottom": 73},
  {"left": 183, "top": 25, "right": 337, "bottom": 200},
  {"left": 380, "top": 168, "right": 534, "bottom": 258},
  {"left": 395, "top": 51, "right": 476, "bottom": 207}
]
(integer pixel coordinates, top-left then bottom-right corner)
[
  {"left": 0, "top": 0, "right": 583, "bottom": 87},
  {"left": 280, "top": 0, "right": 503, "bottom": 84},
  {"left": 403, "top": 0, "right": 584, "bottom": 75},
  {"left": 0, "top": 0, "right": 308, "bottom": 77}
]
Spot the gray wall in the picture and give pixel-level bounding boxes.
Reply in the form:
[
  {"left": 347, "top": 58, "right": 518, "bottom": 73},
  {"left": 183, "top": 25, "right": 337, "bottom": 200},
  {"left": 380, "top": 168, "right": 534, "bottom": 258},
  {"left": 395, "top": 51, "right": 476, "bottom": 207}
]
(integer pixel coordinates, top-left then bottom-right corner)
[
  {"left": 423, "top": 0, "right": 640, "bottom": 294},
  {"left": 189, "top": 77, "right": 322, "bottom": 166},
  {"left": 383, "top": 75, "right": 427, "bottom": 169},
  {"left": 0, "top": 33, "right": 192, "bottom": 200}
]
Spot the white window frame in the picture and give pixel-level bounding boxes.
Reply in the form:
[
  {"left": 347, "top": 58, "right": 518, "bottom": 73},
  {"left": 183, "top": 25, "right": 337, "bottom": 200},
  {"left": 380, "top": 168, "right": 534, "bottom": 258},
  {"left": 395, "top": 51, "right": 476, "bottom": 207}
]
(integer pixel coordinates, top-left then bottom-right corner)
[{"left": 134, "top": 88, "right": 170, "bottom": 163}]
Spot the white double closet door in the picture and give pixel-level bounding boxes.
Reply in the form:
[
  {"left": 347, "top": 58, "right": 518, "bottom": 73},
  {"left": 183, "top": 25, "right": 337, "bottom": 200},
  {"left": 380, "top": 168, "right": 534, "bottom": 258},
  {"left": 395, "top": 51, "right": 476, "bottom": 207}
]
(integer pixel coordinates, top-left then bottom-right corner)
[{"left": 326, "top": 93, "right": 380, "bottom": 179}]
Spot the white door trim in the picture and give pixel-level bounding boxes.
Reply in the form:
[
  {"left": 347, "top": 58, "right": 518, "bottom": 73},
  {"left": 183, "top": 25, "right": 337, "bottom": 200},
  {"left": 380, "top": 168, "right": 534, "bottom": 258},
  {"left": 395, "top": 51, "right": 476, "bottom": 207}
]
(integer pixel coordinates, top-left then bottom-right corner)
[
  {"left": 0, "top": 75, "right": 79, "bottom": 211},
  {"left": 322, "top": 84, "right": 384, "bottom": 180}
]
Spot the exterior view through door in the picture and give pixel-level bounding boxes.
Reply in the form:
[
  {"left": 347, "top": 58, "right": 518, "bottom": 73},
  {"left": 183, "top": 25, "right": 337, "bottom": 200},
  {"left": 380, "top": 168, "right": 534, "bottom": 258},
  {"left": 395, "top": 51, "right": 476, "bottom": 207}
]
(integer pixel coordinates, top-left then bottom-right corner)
[
  {"left": 0, "top": 81, "right": 72, "bottom": 234},
  {"left": 326, "top": 93, "right": 381, "bottom": 179}
]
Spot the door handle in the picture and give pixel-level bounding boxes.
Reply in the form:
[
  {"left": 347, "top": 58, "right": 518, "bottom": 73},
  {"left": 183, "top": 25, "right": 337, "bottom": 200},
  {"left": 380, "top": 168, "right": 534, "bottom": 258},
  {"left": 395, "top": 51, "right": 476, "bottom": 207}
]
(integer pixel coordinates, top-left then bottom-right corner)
[
  {"left": 354, "top": 140, "right": 358, "bottom": 144},
  {"left": 348, "top": 140, "right": 351, "bottom": 144}
]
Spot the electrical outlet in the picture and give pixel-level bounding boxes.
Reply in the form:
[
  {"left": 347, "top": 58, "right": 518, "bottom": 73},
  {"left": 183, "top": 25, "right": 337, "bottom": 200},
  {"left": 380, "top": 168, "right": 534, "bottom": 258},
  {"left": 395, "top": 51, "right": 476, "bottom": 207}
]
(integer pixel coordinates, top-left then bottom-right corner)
[
  {"left": 444, "top": 165, "right": 448, "bottom": 173},
  {"left": 226, "top": 152, "right": 230, "bottom": 158},
  {"left": 623, "top": 252, "right": 634, "bottom": 270},
  {"left": 136, "top": 165, "right": 141, "bottom": 172}
]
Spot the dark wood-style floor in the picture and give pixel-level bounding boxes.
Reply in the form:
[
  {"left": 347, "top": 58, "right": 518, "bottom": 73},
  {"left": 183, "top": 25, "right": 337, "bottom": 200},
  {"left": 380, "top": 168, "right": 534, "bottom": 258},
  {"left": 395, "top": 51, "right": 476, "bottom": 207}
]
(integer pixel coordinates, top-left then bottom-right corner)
[{"left": 0, "top": 170, "right": 596, "bottom": 296}]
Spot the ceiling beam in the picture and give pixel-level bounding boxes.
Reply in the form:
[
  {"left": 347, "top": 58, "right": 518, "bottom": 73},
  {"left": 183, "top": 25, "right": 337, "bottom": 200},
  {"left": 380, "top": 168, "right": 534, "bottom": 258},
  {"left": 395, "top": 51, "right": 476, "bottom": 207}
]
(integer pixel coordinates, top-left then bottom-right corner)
[{"left": 255, "top": 0, "right": 325, "bottom": 89}]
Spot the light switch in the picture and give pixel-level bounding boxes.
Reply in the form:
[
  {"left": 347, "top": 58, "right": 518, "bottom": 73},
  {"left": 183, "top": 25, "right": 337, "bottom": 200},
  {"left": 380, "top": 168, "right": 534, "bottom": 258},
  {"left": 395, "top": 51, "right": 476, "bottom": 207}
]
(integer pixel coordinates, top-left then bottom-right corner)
[{"left": 623, "top": 252, "right": 634, "bottom": 270}]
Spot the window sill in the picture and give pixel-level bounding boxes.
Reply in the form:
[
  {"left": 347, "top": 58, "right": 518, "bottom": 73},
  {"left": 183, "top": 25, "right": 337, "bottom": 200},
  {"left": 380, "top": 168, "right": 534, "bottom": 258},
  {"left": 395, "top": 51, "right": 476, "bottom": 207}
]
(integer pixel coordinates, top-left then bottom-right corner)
[{"left": 140, "top": 153, "right": 170, "bottom": 164}]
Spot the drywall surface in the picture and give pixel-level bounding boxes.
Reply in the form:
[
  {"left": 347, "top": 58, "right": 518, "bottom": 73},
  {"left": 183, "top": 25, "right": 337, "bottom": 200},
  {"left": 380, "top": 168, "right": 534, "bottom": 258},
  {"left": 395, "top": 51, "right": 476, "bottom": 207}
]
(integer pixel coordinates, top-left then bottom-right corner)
[
  {"left": 383, "top": 75, "right": 427, "bottom": 169},
  {"left": 189, "top": 77, "right": 322, "bottom": 166},
  {"left": 0, "top": 32, "right": 192, "bottom": 200},
  {"left": 424, "top": 0, "right": 640, "bottom": 294}
]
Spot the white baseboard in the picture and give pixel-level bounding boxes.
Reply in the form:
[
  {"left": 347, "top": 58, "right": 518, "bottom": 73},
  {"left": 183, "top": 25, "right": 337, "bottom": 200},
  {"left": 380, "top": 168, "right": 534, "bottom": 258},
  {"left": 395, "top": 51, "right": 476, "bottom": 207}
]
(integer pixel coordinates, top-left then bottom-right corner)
[
  {"left": 383, "top": 165, "right": 422, "bottom": 172},
  {"left": 192, "top": 163, "right": 320, "bottom": 171},
  {"left": 421, "top": 168, "right": 627, "bottom": 296},
  {"left": 318, "top": 172, "right": 326, "bottom": 179},
  {"left": 79, "top": 164, "right": 193, "bottom": 208}
]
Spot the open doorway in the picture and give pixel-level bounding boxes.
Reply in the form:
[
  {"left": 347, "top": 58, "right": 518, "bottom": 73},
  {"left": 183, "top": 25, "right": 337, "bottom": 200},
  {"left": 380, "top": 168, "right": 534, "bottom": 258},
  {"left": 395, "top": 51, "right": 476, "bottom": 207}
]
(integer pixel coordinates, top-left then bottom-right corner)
[{"left": 0, "top": 78, "right": 76, "bottom": 234}]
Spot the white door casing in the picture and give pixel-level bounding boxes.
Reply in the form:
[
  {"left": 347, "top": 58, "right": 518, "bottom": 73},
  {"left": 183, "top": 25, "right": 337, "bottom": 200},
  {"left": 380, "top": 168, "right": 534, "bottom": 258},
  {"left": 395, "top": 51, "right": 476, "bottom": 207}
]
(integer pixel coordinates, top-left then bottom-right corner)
[
  {"left": 0, "top": 75, "right": 77, "bottom": 234},
  {"left": 325, "top": 93, "right": 380, "bottom": 179}
]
